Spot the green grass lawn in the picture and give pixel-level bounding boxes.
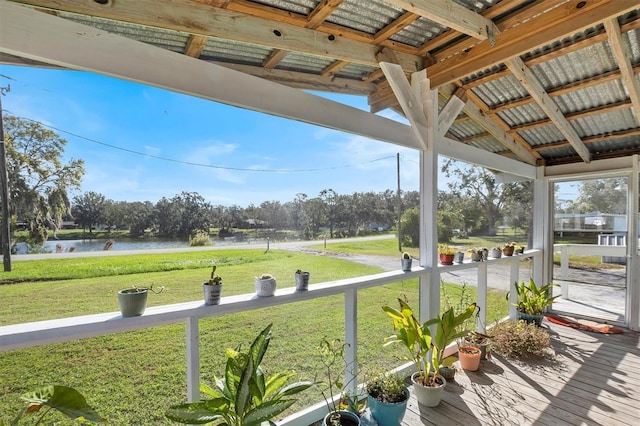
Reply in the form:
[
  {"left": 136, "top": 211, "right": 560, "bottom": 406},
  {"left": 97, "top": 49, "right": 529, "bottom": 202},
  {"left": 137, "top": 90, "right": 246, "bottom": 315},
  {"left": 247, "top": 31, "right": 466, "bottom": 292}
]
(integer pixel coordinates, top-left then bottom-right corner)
[{"left": 0, "top": 248, "right": 509, "bottom": 424}]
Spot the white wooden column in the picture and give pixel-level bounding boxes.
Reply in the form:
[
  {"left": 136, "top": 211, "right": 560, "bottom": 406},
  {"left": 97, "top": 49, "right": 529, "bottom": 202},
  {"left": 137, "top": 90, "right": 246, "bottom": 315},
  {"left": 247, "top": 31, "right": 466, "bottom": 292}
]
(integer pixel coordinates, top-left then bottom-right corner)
[
  {"left": 344, "top": 288, "right": 358, "bottom": 395},
  {"left": 380, "top": 64, "right": 439, "bottom": 322},
  {"left": 414, "top": 70, "right": 440, "bottom": 322},
  {"left": 628, "top": 155, "right": 639, "bottom": 331},
  {"left": 186, "top": 317, "right": 200, "bottom": 402},
  {"left": 532, "top": 166, "right": 551, "bottom": 286}
]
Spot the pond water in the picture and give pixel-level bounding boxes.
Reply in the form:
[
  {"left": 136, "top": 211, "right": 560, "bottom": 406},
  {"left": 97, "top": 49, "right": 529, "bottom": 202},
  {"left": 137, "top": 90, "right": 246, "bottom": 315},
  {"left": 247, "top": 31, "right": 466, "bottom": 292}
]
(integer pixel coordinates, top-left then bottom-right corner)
[
  {"left": 14, "top": 238, "right": 191, "bottom": 254},
  {"left": 13, "top": 235, "right": 264, "bottom": 254}
]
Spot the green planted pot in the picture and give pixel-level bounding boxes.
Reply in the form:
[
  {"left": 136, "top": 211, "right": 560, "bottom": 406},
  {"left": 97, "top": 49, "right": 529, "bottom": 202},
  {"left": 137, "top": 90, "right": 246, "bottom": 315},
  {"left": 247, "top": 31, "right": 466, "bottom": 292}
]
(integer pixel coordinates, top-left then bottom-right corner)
[
  {"left": 118, "top": 288, "right": 148, "bottom": 317},
  {"left": 367, "top": 388, "right": 409, "bottom": 426},
  {"left": 517, "top": 311, "right": 543, "bottom": 327}
]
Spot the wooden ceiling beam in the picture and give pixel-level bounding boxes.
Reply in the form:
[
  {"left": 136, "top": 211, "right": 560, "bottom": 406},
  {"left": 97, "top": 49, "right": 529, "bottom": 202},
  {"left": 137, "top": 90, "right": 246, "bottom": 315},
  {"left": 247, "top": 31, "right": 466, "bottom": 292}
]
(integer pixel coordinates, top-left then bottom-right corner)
[
  {"left": 604, "top": 17, "right": 640, "bottom": 126},
  {"left": 427, "top": 0, "right": 639, "bottom": 88},
  {"left": 262, "top": 49, "right": 289, "bottom": 69},
  {"left": 305, "top": 0, "right": 344, "bottom": 29},
  {"left": 10, "top": 0, "right": 423, "bottom": 73},
  {"left": 184, "top": 34, "right": 208, "bottom": 58},
  {"left": 321, "top": 60, "right": 349, "bottom": 77},
  {"left": 385, "top": 0, "right": 498, "bottom": 42},
  {"left": 532, "top": 128, "right": 640, "bottom": 152},
  {"left": 218, "top": 63, "right": 376, "bottom": 95},
  {"left": 373, "top": 12, "right": 420, "bottom": 44},
  {"left": 462, "top": 92, "right": 539, "bottom": 165},
  {"left": 507, "top": 57, "right": 591, "bottom": 162}
]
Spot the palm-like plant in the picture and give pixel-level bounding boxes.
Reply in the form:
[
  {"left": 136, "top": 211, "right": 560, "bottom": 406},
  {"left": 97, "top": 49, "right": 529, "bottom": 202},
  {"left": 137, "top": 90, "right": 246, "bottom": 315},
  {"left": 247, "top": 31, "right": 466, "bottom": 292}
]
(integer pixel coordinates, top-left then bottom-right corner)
[
  {"left": 510, "top": 278, "right": 559, "bottom": 315},
  {"left": 166, "top": 324, "right": 314, "bottom": 426}
]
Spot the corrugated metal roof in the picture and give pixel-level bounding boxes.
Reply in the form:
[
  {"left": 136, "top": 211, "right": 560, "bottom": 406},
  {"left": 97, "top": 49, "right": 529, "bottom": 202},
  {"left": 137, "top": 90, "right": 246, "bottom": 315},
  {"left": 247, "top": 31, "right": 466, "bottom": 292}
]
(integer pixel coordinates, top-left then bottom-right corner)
[{"left": 5, "top": 0, "right": 639, "bottom": 166}]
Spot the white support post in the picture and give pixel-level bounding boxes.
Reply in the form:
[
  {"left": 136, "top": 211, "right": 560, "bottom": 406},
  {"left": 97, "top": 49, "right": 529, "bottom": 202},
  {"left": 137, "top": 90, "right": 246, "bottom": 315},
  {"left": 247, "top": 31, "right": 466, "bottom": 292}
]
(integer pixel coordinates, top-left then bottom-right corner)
[
  {"left": 477, "top": 262, "right": 488, "bottom": 332},
  {"left": 533, "top": 167, "right": 551, "bottom": 285},
  {"left": 560, "top": 245, "right": 570, "bottom": 299},
  {"left": 509, "top": 257, "right": 520, "bottom": 320},
  {"left": 414, "top": 69, "right": 439, "bottom": 323},
  {"left": 344, "top": 288, "right": 358, "bottom": 396},
  {"left": 186, "top": 317, "right": 200, "bottom": 402},
  {"left": 627, "top": 155, "right": 639, "bottom": 331}
]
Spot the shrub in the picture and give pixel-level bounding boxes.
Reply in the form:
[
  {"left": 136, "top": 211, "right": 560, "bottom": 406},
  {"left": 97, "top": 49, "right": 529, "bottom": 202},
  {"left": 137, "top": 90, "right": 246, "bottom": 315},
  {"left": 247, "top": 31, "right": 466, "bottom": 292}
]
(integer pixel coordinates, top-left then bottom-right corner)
[
  {"left": 490, "top": 320, "right": 551, "bottom": 359},
  {"left": 189, "top": 231, "right": 212, "bottom": 246}
]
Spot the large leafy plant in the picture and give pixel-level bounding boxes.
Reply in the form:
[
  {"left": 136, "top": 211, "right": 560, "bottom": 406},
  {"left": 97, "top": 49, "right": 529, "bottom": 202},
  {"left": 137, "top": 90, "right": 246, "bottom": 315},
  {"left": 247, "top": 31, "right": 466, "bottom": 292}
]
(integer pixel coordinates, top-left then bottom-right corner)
[
  {"left": 510, "top": 278, "right": 559, "bottom": 315},
  {"left": 1, "top": 385, "right": 105, "bottom": 425},
  {"left": 382, "top": 299, "right": 477, "bottom": 387},
  {"left": 166, "top": 324, "right": 314, "bottom": 426}
]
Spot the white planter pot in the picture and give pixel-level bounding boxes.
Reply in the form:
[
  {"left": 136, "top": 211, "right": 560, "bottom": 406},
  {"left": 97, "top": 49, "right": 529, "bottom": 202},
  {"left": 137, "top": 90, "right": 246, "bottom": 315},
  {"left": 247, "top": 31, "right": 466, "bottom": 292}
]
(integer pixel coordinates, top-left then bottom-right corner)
[
  {"left": 203, "top": 283, "right": 222, "bottom": 305},
  {"left": 254, "top": 277, "right": 277, "bottom": 297},
  {"left": 411, "top": 372, "right": 445, "bottom": 407}
]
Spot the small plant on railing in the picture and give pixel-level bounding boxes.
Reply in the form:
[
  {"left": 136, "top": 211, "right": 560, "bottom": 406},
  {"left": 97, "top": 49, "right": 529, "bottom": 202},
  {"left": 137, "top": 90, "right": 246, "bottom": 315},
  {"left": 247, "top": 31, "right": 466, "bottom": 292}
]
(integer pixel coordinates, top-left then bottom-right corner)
[
  {"left": 166, "top": 324, "right": 314, "bottom": 425},
  {"left": 1, "top": 385, "right": 105, "bottom": 425}
]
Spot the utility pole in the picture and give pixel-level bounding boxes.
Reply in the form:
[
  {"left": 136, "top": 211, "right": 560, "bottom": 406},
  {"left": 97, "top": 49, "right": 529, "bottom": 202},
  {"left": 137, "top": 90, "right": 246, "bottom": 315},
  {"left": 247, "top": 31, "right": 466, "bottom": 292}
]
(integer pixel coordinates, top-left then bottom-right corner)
[
  {"left": 0, "top": 85, "right": 11, "bottom": 271},
  {"left": 397, "top": 153, "right": 402, "bottom": 252}
]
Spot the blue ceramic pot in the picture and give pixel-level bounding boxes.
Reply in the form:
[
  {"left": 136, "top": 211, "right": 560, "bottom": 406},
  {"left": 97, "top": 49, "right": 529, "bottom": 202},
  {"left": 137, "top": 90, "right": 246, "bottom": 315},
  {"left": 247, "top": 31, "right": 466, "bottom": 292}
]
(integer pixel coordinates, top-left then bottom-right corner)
[{"left": 367, "top": 388, "right": 409, "bottom": 426}]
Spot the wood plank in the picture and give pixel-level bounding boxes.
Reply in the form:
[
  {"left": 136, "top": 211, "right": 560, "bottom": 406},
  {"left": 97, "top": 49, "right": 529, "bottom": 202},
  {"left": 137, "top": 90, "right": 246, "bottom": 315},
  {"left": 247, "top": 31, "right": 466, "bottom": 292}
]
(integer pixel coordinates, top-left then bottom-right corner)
[
  {"left": 401, "top": 321, "right": 640, "bottom": 426},
  {"left": 385, "top": 0, "right": 499, "bottom": 41},
  {"left": 13, "top": 0, "right": 423, "bottom": 73},
  {"left": 426, "top": 0, "right": 639, "bottom": 88}
]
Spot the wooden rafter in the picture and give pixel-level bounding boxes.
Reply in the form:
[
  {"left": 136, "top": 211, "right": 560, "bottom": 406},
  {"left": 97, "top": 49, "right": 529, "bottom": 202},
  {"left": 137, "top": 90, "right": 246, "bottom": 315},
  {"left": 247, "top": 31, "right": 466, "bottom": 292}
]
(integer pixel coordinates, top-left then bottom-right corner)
[
  {"left": 604, "top": 17, "right": 640, "bottom": 126},
  {"left": 507, "top": 57, "right": 591, "bottom": 163},
  {"left": 426, "top": 0, "right": 639, "bottom": 88},
  {"left": 384, "top": 0, "right": 498, "bottom": 42},
  {"left": 184, "top": 34, "right": 208, "bottom": 58}
]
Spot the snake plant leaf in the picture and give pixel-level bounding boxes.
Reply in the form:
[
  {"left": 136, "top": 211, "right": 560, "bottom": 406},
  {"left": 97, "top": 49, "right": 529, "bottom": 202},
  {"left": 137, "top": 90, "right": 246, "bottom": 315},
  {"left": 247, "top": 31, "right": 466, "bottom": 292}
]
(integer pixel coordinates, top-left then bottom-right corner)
[{"left": 20, "top": 385, "right": 105, "bottom": 422}]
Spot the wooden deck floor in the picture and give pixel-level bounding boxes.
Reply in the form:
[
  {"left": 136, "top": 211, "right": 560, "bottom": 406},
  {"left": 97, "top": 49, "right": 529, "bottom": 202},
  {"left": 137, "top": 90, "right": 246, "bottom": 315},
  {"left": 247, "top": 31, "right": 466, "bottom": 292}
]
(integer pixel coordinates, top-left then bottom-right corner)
[{"left": 401, "top": 320, "right": 640, "bottom": 426}]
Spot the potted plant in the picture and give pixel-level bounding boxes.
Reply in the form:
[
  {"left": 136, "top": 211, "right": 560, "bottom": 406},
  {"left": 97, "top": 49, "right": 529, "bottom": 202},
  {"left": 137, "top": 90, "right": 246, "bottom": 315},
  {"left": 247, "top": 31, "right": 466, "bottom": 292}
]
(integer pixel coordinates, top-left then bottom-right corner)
[
  {"left": 365, "top": 370, "right": 409, "bottom": 426},
  {"left": 117, "top": 284, "right": 164, "bottom": 317},
  {"left": 457, "top": 345, "right": 481, "bottom": 371},
  {"left": 254, "top": 273, "right": 277, "bottom": 297},
  {"left": 3, "top": 385, "right": 105, "bottom": 424},
  {"left": 469, "top": 249, "right": 483, "bottom": 262},
  {"left": 502, "top": 243, "right": 515, "bottom": 256},
  {"left": 166, "top": 324, "right": 314, "bottom": 425},
  {"left": 203, "top": 264, "right": 222, "bottom": 306},
  {"left": 453, "top": 251, "right": 465, "bottom": 264},
  {"left": 438, "top": 244, "right": 455, "bottom": 265},
  {"left": 480, "top": 247, "right": 489, "bottom": 261},
  {"left": 317, "top": 338, "right": 361, "bottom": 426},
  {"left": 401, "top": 252, "right": 412, "bottom": 272},
  {"left": 508, "top": 278, "right": 559, "bottom": 326},
  {"left": 295, "top": 269, "right": 310, "bottom": 291},
  {"left": 464, "top": 331, "right": 492, "bottom": 360},
  {"left": 382, "top": 299, "right": 477, "bottom": 407},
  {"left": 490, "top": 247, "right": 502, "bottom": 258},
  {"left": 515, "top": 244, "right": 525, "bottom": 254},
  {"left": 490, "top": 319, "right": 552, "bottom": 359}
]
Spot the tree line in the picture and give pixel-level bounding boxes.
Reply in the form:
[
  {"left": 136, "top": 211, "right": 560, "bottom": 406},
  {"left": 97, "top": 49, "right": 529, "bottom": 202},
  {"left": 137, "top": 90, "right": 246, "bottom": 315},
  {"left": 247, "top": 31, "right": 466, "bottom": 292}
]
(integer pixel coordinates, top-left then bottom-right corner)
[{"left": 3, "top": 114, "right": 543, "bottom": 251}]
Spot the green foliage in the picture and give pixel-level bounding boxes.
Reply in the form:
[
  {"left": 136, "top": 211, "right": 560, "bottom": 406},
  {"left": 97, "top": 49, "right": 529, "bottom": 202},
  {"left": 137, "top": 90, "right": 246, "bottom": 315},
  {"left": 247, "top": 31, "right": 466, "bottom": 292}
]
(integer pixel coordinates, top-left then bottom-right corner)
[
  {"left": 382, "top": 298, "right": 477, "bottom": 386},
  {"left": 1, "top": 385, "right": 104, "bottom": 425},
  {"left": 316, "top": 338, "right": 362, "bottom": 418},
  {"left": 166, "top": 324, "right": 314, "bottom": 425},
  {"left": 400, "top": 207, "right": 419, "bottom": 247},
  {"left": 364, "top": 370, "right": 407, "bottom": 404},
  {"left": 490, "top": 320, "right": 551, "bottom": 359},
  {"left": 3, "top": 115, "right": 85, "bottom": 246},
  {"left": 189, "top": 231, "right": 212, "bottom": 247},
  {"left": 509, "top": 278, "right": 559, "bottom": 315},
  {"left": 207, "top": 264, "right": 222, "bottom": 285}
]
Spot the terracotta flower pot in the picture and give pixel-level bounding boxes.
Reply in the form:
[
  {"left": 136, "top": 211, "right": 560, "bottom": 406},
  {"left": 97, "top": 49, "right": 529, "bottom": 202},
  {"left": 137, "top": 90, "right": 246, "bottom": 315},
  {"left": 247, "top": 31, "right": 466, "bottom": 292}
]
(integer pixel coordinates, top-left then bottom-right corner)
[
  {"left": 439, "top": 253, "right": 454, "bottom": 265},
  {"left": 458, "top": 345, "right": 481, "bottom": 371}
]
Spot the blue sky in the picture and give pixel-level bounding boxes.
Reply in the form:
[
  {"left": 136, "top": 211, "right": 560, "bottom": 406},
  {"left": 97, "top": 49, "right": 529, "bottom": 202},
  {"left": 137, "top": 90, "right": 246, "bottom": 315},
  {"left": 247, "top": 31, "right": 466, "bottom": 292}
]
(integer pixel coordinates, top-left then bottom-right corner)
[{"left": 0, "top": 65, "right": 421, "bottom": 207}]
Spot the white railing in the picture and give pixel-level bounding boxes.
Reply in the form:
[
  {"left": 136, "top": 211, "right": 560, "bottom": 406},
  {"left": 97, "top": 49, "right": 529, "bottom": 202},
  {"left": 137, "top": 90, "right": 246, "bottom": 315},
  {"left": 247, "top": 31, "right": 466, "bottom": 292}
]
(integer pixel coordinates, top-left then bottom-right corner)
[
  {"left": 553, "top": 244, "right": 633, "bottom": 298},
  {"left": 0, "top": 251, "right": 541, "bottom": 425}
]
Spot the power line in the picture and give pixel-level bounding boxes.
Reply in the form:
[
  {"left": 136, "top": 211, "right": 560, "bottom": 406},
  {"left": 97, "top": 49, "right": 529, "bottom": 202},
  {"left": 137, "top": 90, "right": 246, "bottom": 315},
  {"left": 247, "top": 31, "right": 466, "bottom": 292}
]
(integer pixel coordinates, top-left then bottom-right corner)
[{"left": 3, "top": 110, "right": 396, "bottom": 173}]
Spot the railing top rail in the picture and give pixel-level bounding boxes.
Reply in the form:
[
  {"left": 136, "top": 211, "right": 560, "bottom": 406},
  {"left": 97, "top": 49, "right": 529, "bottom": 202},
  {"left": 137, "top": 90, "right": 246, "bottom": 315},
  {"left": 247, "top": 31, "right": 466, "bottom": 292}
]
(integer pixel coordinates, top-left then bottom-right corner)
[{"left": 1, "top": 267, "right": 428, "bottom": 353}]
